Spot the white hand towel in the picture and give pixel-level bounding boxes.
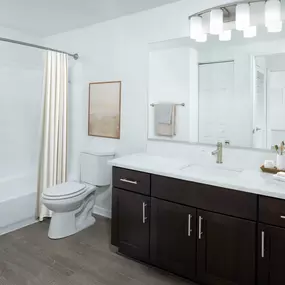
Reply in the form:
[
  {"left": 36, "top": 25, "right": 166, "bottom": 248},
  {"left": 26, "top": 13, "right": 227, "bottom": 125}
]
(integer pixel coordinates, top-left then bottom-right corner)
[
  {"left": 154, "top": 104, "right": 176, "bottom": 137},
  {"left": 154, "top": 104, "right": 174, "bottom": 124}
]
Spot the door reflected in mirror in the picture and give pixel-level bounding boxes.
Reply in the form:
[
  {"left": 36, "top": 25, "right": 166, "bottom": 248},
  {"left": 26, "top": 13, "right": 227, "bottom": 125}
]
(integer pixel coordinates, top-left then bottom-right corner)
[{"left": 253, "top": 53, "right": 285, "bottom": 149}]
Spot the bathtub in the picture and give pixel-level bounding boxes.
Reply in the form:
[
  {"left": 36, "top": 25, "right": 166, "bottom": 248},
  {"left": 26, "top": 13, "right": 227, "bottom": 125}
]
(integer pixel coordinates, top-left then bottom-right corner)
[{"left": 0, "top": 174, "right": 37, "bottom": 235}]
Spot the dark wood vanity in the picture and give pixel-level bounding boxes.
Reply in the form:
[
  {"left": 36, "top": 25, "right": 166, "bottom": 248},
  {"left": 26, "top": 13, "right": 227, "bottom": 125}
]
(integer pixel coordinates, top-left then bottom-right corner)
[{"left": 111, "top": 166, "right": 285, "bottom": 285}]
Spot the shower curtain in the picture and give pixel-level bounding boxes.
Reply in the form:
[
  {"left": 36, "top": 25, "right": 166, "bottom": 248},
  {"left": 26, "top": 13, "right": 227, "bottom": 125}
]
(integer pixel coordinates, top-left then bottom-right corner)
[{"left": 37, "top": 51, "right": 68, "bottom": 221}]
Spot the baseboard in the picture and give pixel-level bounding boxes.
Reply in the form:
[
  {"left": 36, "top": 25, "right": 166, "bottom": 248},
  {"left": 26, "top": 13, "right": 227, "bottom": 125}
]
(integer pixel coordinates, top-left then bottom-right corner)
[
  {"left": 0, "top": 218, "right": 38, "bottom": 236},
  {"left": 93, "top": 206, "right": 111, "bottom": 219}
]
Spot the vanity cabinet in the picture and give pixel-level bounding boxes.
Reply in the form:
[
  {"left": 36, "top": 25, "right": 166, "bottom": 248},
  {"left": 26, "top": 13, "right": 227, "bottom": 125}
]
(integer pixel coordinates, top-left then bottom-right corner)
[
  {"left": 111, "top": 167, "right": 258, "bottom": 285},
  {"left": 258, "top": 224, "right": 285, "bottom": 285},
  {"left": 114, "top": 188, "right": 150, "bottom": 262},
  {"left": 150, "top": 198, "right": 197, "bottom": 279},
  {"left": 197, "top": 210, "right": 256, "bottom": 285},
  {"left": 258, "top": 196, "right": 285, "bottom": 285}
]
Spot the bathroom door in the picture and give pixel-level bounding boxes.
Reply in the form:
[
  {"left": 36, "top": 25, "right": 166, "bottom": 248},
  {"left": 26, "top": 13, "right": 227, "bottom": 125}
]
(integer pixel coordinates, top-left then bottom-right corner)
[
  {"left": 199, "top": 61, "right": 235, "bottom": 145},
  {"left": 266, "top": 70, "right": 285, "bottom": 148},
  {"left": 253, "top": 57, "right": 267, "bottom": 149}
]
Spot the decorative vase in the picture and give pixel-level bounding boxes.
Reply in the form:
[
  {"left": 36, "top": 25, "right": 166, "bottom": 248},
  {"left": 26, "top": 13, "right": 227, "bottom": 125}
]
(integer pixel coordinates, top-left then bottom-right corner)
[{"left": 276, "top": 154, "right": 285, "bottom": 170}]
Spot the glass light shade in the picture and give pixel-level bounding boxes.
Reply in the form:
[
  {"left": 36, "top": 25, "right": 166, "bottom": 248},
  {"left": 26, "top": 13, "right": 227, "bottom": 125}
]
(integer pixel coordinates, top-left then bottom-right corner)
[
  {"left": 219, "top": 30, "right": 232, "bottom": 41},
  {"left": 267, "top": 21, "right": 282, "bottom": 32},
  {"left": 265, "top": 0, "right": 281, "bottom": 27},
  {"left": 210, "top": 9, "right": 224, "bottom": 35},
  {"left": 236, "top": 3, "right": 250, "bottom": 31},
  {"left": 190, "top": 16, "right": 203, "bottom": 39},
  {"left": 196, "top": 33, "right": 208, "bottom": 42},
  {"left": 243, "top": 26, "right": 257, "bottom": 38}
]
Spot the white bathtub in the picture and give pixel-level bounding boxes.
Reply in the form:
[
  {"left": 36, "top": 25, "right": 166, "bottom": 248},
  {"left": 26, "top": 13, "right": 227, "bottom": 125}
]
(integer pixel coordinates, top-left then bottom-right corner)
[{"left": 0, "top": 174, "right": 37, "bottom": 235}]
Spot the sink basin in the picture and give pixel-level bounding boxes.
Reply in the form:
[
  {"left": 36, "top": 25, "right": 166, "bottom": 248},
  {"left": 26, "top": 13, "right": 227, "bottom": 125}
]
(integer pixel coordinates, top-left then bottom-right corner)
[{"left": 181, "top": 164, "right": 243, "bottom": 179}]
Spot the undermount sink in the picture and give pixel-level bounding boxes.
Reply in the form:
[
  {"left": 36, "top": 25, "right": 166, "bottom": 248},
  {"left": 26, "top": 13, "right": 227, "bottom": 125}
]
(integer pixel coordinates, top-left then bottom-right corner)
[{"left": 180, "top": 164, "right": 243, "bottom": 179}]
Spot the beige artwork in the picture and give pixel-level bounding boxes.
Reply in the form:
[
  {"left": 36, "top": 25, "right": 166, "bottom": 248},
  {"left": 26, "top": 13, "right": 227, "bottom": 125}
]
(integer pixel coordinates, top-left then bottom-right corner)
[{"left": 88, "top": 81, "right": 121, "bottom": 139}]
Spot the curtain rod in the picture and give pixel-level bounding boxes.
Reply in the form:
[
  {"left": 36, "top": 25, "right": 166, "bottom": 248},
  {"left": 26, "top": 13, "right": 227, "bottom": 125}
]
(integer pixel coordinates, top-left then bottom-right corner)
[{"left": 0, "top": 37, "right": 79, "bottom": 60}]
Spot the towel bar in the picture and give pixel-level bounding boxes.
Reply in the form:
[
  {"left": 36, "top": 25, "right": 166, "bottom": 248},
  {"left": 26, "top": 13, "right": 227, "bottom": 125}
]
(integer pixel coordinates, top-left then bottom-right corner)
[{"left": 150, "top": 103, "right": 185, "bottom": 107}]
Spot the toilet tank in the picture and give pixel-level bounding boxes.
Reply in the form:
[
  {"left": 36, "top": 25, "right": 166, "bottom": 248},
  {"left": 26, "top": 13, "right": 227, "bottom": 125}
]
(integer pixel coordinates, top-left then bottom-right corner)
[{"left": 80, "top": 151, "right": 115, "bottom": 186}]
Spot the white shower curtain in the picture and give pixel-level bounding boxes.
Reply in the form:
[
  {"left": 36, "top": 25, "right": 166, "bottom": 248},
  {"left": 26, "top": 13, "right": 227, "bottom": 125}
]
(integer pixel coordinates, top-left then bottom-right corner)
[{"left": 37, "top": 51, "right": 68, "bottom": 221}]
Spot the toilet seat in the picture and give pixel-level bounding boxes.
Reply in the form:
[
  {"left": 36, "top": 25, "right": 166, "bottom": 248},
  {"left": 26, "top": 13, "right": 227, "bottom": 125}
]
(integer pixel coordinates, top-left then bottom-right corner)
[{"left": 43, "top": 182, "right": 87, "bottom": 200}]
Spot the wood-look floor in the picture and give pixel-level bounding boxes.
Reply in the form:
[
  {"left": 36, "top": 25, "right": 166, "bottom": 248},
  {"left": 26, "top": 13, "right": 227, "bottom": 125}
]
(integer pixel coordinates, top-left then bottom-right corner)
[{"left": 0, "top": 216, "right": 196, "bottom": 285}]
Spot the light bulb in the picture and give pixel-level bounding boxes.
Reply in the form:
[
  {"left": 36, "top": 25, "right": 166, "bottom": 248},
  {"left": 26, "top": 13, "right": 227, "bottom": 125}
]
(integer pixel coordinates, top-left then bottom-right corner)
[
  {"left": 243, "top": 26, "right": 257, "bottom": 38},
  {"left": 219, "top": 30, "right": 232, "bottom": 41},
  {"left": 210, "top": 9, "right": 224, "bottom": 35},
  {"left": 267, "top": 21, "right": 282, "bottom": 32},
  {"left": 196, "top": 33, "right": 208, "bottom": 42},
  {"left": 189, "top": 16, "right": 203, "bottom": 39},
  {"left": 265, "top": 0, "right": 281, "bottom": 28},
  {"left": 236, "top": 3, "right": 250, "bottom": 31}
]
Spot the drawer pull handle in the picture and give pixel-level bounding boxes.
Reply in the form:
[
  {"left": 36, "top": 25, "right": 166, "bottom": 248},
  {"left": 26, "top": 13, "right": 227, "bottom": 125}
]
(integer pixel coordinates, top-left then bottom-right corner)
[
  {"left": 261, "top": 231, "right": 265, "bottom": 258},
  {"left": 188, "top": 214, "right": 192, "bottom": 237},
  {"left": 120, "top": 178, "right": 138, "bottom": 185},
  {"left": 143, "top": 202, "right": 147, "bottom": 224},
  {"left": 281, "top": 216, "right": 285, "bottom": 219},
  {"left": 198, "top": 216, "right": 203, "bottom": 240}
]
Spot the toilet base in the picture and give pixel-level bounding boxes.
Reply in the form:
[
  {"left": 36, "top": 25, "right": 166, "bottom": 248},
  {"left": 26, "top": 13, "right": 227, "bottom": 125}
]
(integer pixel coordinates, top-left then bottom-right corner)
[{"left": 48, "top": 192, "right": 96, "bottom": 239}]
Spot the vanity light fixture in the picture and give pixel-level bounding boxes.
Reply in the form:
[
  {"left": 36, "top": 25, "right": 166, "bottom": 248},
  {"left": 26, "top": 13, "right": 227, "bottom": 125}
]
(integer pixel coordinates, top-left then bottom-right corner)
[
  {"left": 219, "top": 30, "right": 232, "bottom": 41},
  {"left": 236, "top": 3, "right": 251, "bottom": 31},
  {"left": 210, "top": 9, "right": 224, "bottom": 35},
  {"left": 188, "top": 0, "right": 283, "bottom": 43},
  {"left": 244, "top": 26, "right": 257, "bottom": 38}
]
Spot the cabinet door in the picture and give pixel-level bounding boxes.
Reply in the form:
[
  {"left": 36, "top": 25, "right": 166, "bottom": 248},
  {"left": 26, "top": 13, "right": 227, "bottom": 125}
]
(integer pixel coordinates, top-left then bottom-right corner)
[
  {"left": 117, "top": 188, "right": 150, "bottom": 262},
  {"left": 258, "top": 223, "right": 285, "bottom": 285},
  {"left": 197, "top": 210, "right": 256, "bottom": 285},
  {"left": 150, "top": 198, "right": 196, "bottom": 279}
]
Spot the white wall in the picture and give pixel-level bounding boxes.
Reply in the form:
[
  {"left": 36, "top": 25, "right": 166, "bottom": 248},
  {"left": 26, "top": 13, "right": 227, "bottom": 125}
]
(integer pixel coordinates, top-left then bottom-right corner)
[
  {"left": 44, "top": 0, "right": 272, "bottom": 215},
  {"left": 148, "top": 47, "right": 193, "bottom": 142},
  {"left": 0, "top": 27, "right": 43, "bottom": 227},
  {"left": 44, "top": 0, "right": 230, "bottom": 214},
  {"left": 266, "top": 53, "right": 285, "bottom": 71},
  {"left": 148, "top": 45, "right": 199, "bottom": 143}
]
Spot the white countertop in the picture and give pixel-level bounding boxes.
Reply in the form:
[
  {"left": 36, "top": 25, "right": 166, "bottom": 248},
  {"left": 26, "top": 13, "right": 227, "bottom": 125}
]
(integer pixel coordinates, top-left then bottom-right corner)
[{"left": 109, "top": 153, "right": 285, "bottom": 200}]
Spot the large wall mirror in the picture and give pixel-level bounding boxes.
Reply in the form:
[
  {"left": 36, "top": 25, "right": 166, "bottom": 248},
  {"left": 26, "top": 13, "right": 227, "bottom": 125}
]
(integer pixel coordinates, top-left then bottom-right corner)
[{"left": 148, "top": 1, "right": 285, "bottom": 150}]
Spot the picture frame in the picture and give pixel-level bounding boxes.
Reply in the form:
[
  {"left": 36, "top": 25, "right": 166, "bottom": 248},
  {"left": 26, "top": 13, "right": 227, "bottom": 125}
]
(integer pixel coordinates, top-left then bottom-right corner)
[{"left": 88, "top": 81, "right": 121, "bottom": 139}]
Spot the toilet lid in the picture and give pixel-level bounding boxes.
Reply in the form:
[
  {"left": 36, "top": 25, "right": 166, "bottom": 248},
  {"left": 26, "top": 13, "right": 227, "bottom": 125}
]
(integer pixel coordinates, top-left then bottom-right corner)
[{"left": 43, "top": 182, "right": 86, "bottom": 198}]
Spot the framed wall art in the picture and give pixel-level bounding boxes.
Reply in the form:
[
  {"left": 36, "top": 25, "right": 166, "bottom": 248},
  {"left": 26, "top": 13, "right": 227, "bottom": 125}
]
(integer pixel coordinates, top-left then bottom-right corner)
[{"left": 88, "top": 81, "right": 121, "bottom": 139}]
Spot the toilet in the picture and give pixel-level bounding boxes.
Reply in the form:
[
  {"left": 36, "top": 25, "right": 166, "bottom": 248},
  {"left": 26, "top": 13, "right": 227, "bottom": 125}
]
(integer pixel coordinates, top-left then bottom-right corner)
[{"left": 42, "top": 151, "right": 114, "bottom": 239}]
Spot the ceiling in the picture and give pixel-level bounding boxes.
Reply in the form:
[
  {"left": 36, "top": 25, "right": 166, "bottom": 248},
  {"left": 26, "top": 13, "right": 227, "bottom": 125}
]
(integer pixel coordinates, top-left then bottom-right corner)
[{"left": 0, "top": 0, "right": 181, "bottom": 37}]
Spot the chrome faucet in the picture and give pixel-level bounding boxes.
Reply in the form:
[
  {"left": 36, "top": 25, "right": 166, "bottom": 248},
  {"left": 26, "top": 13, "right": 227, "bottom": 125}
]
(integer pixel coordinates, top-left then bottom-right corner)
[{"left": 212, "top": 142, "right": 223, "bottom": 164}]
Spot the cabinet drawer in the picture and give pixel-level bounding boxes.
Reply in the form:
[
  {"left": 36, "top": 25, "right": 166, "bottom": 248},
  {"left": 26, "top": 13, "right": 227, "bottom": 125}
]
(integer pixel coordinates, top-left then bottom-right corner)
[
  {"left": 259, "top": 196, "right": 285, "bottom": 227},
  {"left": 152, "top": 175, "right": 257, "bottom": 220},
  {"left": 113, "top": 167, "right": 150, "bottom": 195}
]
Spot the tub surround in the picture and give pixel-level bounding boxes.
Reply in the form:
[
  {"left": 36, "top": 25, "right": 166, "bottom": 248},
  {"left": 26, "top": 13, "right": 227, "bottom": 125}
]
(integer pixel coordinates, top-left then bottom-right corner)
[{"left": 110, "top": 153, "right": 285, "bottom": 200}]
